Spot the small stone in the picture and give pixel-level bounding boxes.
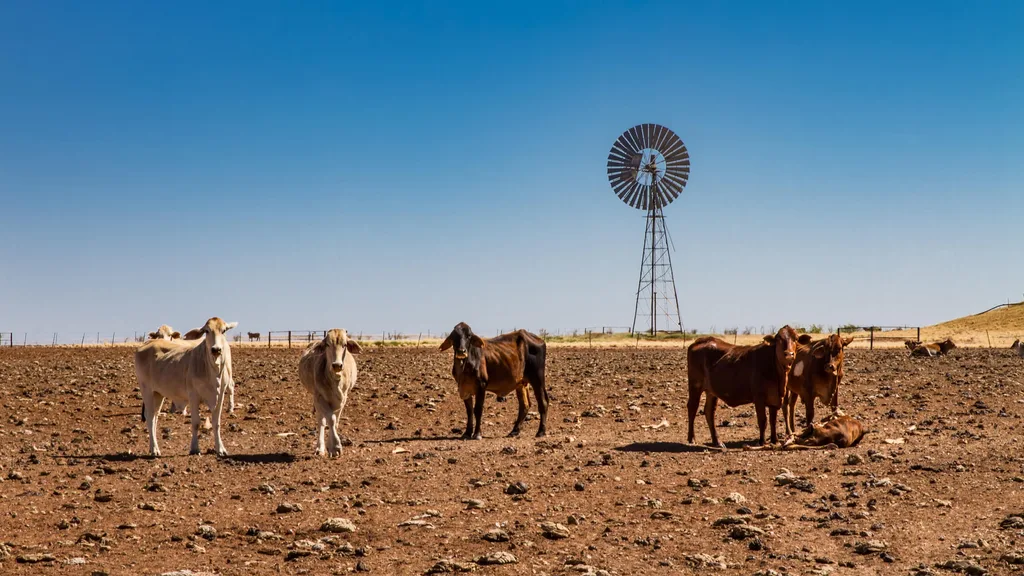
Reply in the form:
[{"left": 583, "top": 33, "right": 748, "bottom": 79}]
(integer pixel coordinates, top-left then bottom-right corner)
[
  {"left": 277, "top": 502, "right": 302, "bottom": 514},
  {"left": 724, "top": 492, "right": 747, "bottom": 504},
  {"left": 847, "top": 454, "right": 864, "bottom": 465},
  {"left": 286, "top": 550, "right": 312, "bottom": 561},
  {"left": 854, "top": 540, "right": 887, "bottom": 554},
  {"left": 17, "top": 553, "right": 56, "bottom": 564},
  {"left": 482, "top": 529, "right": 510, "bottom": 543},
  {"left": 574, "top": 482, "right": 585, "bottom": 492},
  {"left": 425, "top": 559, "right": 477, "bottom": 573},
  {"left": 505, "top": 482, "right": 529, "bottom": 495},
  {"left": 320, "top": 518, "right": 356, "bottom": 534},
  {"left": 356, "top": 561, "right": 370, "bottom": 572},
  {"left": 195, "top": 525, "right": 217, "bottom": 541},
  {"left": 683, "top": 553, "right": 728, "bottom": 570},
  {"left": 475, "top": 551, "right": 518, "bottom": 565},
  {"left": 541, "top": 522, "right": 570, "bottom": 540},
  {"left": 713, "top": 515, "right": 748, "bottom": 527},
  {"left": 729, "top": 525, "right": 766, "bottom": 540},
  {"left": 258, "top": 483, "right": 275, "bottom": 494},
  {"left": 462, "top": 499, "right": 485, "bottom": 510}
]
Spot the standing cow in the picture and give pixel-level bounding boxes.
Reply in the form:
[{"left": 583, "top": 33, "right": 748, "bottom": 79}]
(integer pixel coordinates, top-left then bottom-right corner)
[
  {"left": 440, "top": 322, "right": 549, "bottom": 439},
  {"left": 298, "top": 329, "right": 361, "bottom": 457},
  {"left": 686, "top": 326, "right": 799, "bottom": 448},
  {"left": 134, "top": 317, "right": 238, "bottom": 456},
  {"left": 783, "top": 333, "right": 853, "bottom": 435},
  {"left": 248, "top": 331, "right": 261, "bottom": 342}
]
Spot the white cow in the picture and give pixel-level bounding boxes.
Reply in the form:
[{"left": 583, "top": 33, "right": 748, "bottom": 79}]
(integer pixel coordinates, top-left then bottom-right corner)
[
  {"left": 147, "top": 325, "right": 233, "bottom": 419},
  {"left": 298, "top": 329, "right": 361, "bottom": 456},
  {"left": 148, "top": 325, "right": 181, "bottom": 341},
  {"left": 1013, "top": 339, "right": 1024, "bottom": 359},
  {"left": 135, "top": 317, "right": 238, "bottom": 456}
]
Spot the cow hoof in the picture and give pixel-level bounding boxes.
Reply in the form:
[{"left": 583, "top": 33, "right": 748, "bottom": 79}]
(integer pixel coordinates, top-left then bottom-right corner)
[
  {"left": 459, "top": 432, "right": 473, "bottom": 440},
  {"left": 535, "top": 430, "right": 547, "bottom": 438},
  {"left": 472, "top": 433, "right": 483, "bottom": 440},
  {"left": 710, "top": 442, "right": 726, "bottom": 450},
  {"left": 328, "top": 449, "right": 342, "bottom": 457},
  {"left": 189, "top": 449, "right": 200, "bottom": 456},
  {"left": 507, "top": 429, "right": 521, "bottom": 438},
  {"left": 216, "top": 448, "right": 228, "bottom": 457}
]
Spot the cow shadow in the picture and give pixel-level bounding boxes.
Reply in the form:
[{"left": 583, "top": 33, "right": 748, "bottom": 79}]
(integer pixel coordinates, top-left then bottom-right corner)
[
  {"left": 222, "top": 452, "right": 296, "bottom": 464},
  {"left": 614, "top": 441, "right": 752, "bottom": 453},
  {"left": 66, "top": 453, "right": 153, "bottom": 463},
  {"left": 364, "top": 435, "right": 464, "bottom": 444}
]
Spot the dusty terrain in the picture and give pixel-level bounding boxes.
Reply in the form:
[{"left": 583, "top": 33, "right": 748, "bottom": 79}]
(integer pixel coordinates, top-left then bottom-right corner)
[{"left": 1, "top": 345, "right": 1023, "bottom": 575}]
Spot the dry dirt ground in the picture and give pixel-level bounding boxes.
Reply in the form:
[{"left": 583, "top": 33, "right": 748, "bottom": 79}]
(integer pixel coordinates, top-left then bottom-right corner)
[{"left": 1, "top": 346, "right": 1024, "bottom": 576}]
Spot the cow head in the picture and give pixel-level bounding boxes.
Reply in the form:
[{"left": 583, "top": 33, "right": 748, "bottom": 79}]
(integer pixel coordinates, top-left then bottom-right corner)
[
  {"left": 904, "top": 340, "right": 921, "bottom": 351},
  {"left": 1013, "top": 339, "right": 1022, "bottom": 351},
  {"left": 148, "top": 325, "right": 181, "bottom": 340},
  {"left": 319, "top": 329, "right": 361, "bottom": 376},
  {"left": 938, "top": 338, "right": 957, "bottom": 353},
  {"left": 813, "top": 334, "right": 853, "bottom": 376},
  {"left": 764, "top": 325, "right": 799, "bottom": 369},
  {"left": 440, "top": 322, "right": 484, "bottom": 360},
  {"left": 196, "top": 317, "right": 238, "bottom": 361}
]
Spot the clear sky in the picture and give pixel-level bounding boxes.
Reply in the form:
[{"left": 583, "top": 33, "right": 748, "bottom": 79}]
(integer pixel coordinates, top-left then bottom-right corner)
[{"left": 1, "top": 1, "right": 1022, "bottom": 341}]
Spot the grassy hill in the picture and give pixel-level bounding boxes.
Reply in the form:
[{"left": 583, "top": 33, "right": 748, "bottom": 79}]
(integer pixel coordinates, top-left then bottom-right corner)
[{"left": 930, "top": 301, "right": 1024, "bottom": 333}]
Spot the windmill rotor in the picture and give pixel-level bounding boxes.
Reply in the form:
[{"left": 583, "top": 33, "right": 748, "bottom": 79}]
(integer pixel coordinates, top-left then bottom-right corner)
[{"left": 607, "top": 123, "right": 690, "bottom": 210}]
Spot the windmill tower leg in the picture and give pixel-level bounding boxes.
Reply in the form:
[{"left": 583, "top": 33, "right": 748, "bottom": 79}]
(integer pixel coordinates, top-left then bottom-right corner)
[{"left": 631, "top": 212, "right": 653, "bottom": 335}]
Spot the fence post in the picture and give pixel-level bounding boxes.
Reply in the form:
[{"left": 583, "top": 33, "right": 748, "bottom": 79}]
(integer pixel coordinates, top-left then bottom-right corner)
[
  {"left": 268, "top": 332, "right": 271, "bottom": 349},
  {"left": 869, "top": 327, "right": 874, "bottom": 350},
  {"left": 288, "top": 331, "right": 292, "bottom": 349},
  {"left": 917, "top": 327, "right": 920, "bottom": 342}
]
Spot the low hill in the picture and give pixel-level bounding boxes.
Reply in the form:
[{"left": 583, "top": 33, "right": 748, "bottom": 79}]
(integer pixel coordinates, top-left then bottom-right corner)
[{"left": 930, "top": 301, "right": 1024, "bottom": 333}]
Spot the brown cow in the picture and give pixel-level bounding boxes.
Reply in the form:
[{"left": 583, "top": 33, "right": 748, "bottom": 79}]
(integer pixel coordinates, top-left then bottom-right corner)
[
  {"left": 1011, "top": 339, "right": 1023, "bottom": 359},
  {"left": 686, "top": 325, "right": 799, "bottom": 448},
  {"left": 910, "top": 338, "right": 957, "bottom": 357},
  {"left": 904, "top": 339, "right": 921, "bottom": 351},
  {"left": 440, "top": 322, "right": 548, "bottom": 439},
  {"left": 783, "top": 334, "right": 854, "bottom": 435},
  {"left": 782, "top": 414, "right": 867, "bottom": 450},
  {"left": 248, "top": 331, "right": 261, "bottom": 342}
]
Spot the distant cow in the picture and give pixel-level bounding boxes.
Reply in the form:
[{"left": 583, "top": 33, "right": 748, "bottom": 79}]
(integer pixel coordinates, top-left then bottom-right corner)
[
  {"left": 910, "top": 338, "right": 957, "bottom": 357},
  {"left": 686, "top": 326, "right": 799, "bottom": 448},
  {"left": 904, "top": 340, "right": 921, "bottom": 351},
  {"left": 298, "top": 329, "right": 361, "bottom": 456},
  {"left": 1012, "top": 339, "right": 1023, "bottom": 358},
  {"left": 783, "top": 334, "right": 854, "bottom": 435},
  {"left": 134, "top": 317, "right": 238, "bottom": 456},
  {"left": 248, "top": 331, "right": 261, "bottom": 342},
  {"left": 782, "top": 414, "right": 867, "bottom": 450},
  {"left": 440, "top": 322, "right": 549, "bottom": 439},
  {"left": 148, "top": 325, "right": 181, "bottom": 340}
]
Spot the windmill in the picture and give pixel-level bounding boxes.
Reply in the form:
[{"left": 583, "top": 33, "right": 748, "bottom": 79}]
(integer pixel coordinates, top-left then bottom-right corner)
[{"left": 606, "top": 124, "right": 690, "bottom": 335}]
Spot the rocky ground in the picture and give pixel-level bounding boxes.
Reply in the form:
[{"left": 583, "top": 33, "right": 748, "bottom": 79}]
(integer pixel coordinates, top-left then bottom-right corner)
[{"left": 1, "top": 345, "right": 1023, "bottom": 575}]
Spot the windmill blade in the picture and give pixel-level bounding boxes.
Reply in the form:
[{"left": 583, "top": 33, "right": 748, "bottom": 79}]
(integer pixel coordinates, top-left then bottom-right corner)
[{"left": 607, "top": 124, "right": 690, "bottom": 210}]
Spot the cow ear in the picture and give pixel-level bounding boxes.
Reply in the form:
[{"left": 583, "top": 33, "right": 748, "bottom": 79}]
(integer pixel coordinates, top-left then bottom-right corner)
[
  {"left": 797, "top": 334, "right": 813, "bottom": 345},
  {"left": 346, "top": 340, "right": 362, "bottom": 354},
  {"left": 439, "top": 333, "right": 454, "bottom": 351},
  {"left": 470, "top": 335, "right": 484, "bottom": 348},
  {"left": 812, "top": 346, "right": 828, "bottom": 359},
  {"left": 171, "top": 331, "right": 181, "bottom": 339},
  {"left": 763, "top": 335, "right": 776, "bottom": 346},
  {"left": 224, "top": 322, "right": 238, "bottom": 332},
  {"left": 148, "top": 332, "right": 158, "bottom": 339},
  {"left": 841, "top": 336, "right": 854, "bottom": 347}
]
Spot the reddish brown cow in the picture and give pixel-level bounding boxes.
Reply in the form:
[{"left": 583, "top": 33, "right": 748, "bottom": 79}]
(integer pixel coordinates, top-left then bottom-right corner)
[
  {"left": 440, "top": 322, "right": 548, "bottom": 439},
  {"left": 910, "top": 338, "right": 957, "bottom": 357},
  {"left": 904, "top": 340, "right": 921, "bottom": 351},
  {"left": 782, "top": 414, "right": 867, "bottom": 450},
  {"left": 783, "top": 334, "right": 854, "bottom": 435},
  {"left": 1013, "top": 339, "right": 1024, "bottom": 358},
  {"left": 686, "top": 325, "right": 799, "bottom": 448}
]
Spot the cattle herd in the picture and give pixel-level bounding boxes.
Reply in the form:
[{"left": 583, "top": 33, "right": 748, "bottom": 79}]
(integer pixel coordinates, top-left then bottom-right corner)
[{"left": 132, "top": 317, "right": 987, "bottom": 460}]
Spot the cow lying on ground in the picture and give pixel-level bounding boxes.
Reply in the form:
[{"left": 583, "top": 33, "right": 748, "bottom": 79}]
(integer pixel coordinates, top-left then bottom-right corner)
[
  {"left": 1012, "top": 339, "right": 1023, "bottom": 358},
  {"left": 782, "top": 414, "right": 867, "bottom": 449},
  {"left": 783, "top": 334, "right": 853, "bottom": 436},
  {"left": 686, "top": 326, "right": 799, "bottom": 448},
  {"left": 298, "top": 329, "right": 360, "bottom": 457},
  {"left": 440, "top": 322, "right": 549, "bottom": 439},
  {"left": 248, "top": 331, "right": 261, "bottom": 342},
  {"left": 904, "top": 340, "right": 921, "bottom": 351},
  {"left": 148, "top": 325, "right": 181, "bottom": 340},
  {"left": 910, "top": 338, "right": 957, "bottom": 357},
  {"left": 134, "top": 317, "right": 238, "bottom": 456}
]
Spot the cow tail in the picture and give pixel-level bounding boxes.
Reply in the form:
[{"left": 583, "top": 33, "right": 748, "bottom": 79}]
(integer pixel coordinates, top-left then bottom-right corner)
[{"left": 141, "top": 403, "right": 146, "bottom": 422}]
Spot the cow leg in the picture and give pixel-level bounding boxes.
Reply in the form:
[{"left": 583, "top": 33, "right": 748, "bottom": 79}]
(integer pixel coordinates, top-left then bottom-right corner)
[
  {"left": 754, "top": 400, "right": 768, "bottom": 446},
  {"left": 461, "top": 398, "right": 475, "bottom": 440},
  {"left": 472, "top": 386, "right": 486, "bottom": 440},
  {"left": 210, "top": 387, "right": 228, "bottom": 457},
  {"left": 188, "top": 393, "right": 202, "bottom": 456},
  {"left": 226, "top": 378, "right": 236, "bottom": 415},
  {"left": 831, "top": 376, "right": 840, "bottom": 414},
  {"left": 509, "top": 388, "right": 528, "bottom": 437},
  {"left": 527, "top": 369, "right": 548, "bottom": 438},
  {"left": 327, "top": 409, "right": 343, "bottom": 457},
  {"left": 805, "top": 401, "right": 815, "bottom": 430},
  {"left": 687, "top": 387, "right": 703, "bottom": 444},
  {"left": 784, "top": 395, "right": 797, "bottom": 437},
  {"left": 143, "top": 388, "right": 161, "bottom": 457},
  {"left": 704, "top": 396, "right": 724, "bottom": 449},
  {"left": 768, "top": 405, "right": 779, "bottom": 445},
  {"left": 313, "top": 399, "right": 328, "bottom": 456}
]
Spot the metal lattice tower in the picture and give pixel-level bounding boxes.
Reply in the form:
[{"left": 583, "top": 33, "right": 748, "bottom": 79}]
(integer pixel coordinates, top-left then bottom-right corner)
[{"left": 606, "top": 124, "right": 690, "bottom": 335}]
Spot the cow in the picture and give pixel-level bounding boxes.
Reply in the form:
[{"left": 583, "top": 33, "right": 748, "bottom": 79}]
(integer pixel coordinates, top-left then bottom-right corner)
[
  {"left": 134, "top": 317, "right": 238, "bottom": 456},
  {"left": 1012, "top": 339, "right": 1023, "bottom": 358},
  {"left": 783, "top": 334, "right": 854, "bottom": 436},
  {"left": 782, "top": 414, "right": 867, "bottom": 450},
  {"left": 904, "top": 339, "right": 921, "bottom": 351},
  {"left": 439, "top": 322, "right": 549, "bottom": 439},
  {"left": 148, "top": 325, "right": 181, "bottom": 340},
  {"left": 686, "top": 325, "right": 799, "bottom": 448},
  {"left": 248, "top": 331, "right": 261, "bottom": 342},
  {"left": 164, "top": 326, "right": 234, "bottom": 420},
  {"left": 297, "top": 329, "right": 361, "bottom": 456},
  {"left": 910, "top": 338, "right": 957, "bottom": 357}
]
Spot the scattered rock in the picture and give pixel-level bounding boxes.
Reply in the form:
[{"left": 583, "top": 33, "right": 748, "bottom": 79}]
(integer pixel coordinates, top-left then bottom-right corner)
[
  {"left": 854, "top": 540, "right": 888, "bottom": 554},
  {"left": 724, "top": 492, "right": 747, "bottom": 504},
  {"left": 195, "top": 525, "right": 217, "bottom": 541},
  {"left": 320, "top": 518, "right": 357, "bottom": 534},
  {"left": 482, "top": 528, "right": 510, "bottom": 543},
  {"left": 574, "top": 482, "right": 586, "bottom": 492},
  {"left": 935, "top": 559, "right": 988, "bottom": 575},
  {"left": 683, "top": 553, "right": 728, "bottom": 570},
  {"left": 1001, "top": 553, "right": 1024, "bottom": 565},
  {"left": 463, "top": 499, "right": 485, "bottom": 510},
  {"left": 504, "top": 482, "right": 529, "bottom": 495},
  {"left": 713, "top": 515, "right": 748, "bottom": 527},
  {"left": 286, "top": 550, "right": 312, "bottom": 561},
  {"left": 425, "top": 559, "right": 477, "bottom": 574},
  {"left": 277, "top": 502, "right": 302, "bottom": 514},
  {"left": 847, "top": 454, "right": 864, "bottom": 465},
  {"left": 1000, "top": 514, "right": 1024, "bottom": 530},
  {"left": 541, "top": 522, "right": 570, "bottom": 539},
  {"left": 729, "top": 525, "right": 766, "bottom": 540},
  {"left": 17, "top": 554, "right": 57, "bottom": 564},
  {"left": 475, "top": 551, "right": 518, "bottom": 565}
]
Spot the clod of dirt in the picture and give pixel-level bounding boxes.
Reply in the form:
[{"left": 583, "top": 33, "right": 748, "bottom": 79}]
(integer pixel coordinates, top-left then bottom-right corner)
[
  {"left": 277, "top": 502, "right": 302, "bottom": 514},
  {"left": 17, "top": 554, "right": 57, "bottom": 564},
  {"left": 683, "top": 553, "right": 728, "bottom": 570},
  {"left": 475, "top": 551, "right": 518, "bottom": 565},
  {"left": 847, "top": 454, "right": 864, "bottom": 465},
  {"left": 93, "top": 489, "right": 114, "bottom": 503},
  {"left": 482, "top": 528, "right": 510, "bottom": 542},
  {"left": 541, "top": 522, "right": 570, "bottom": 540},
  {"left": 425, "top": 559, "right": 477, "bottom": 573},
  {"left": 505, "top": 482, "right": 529, "bottom": 495},
  {"left": 321, "top": 518, "right": 357, "bottom": 534},
  {"left": 854, "top": 540, "right": 888, "bottom": 554},
  {"left": 729, "top": 525, "right": 766, "bottom": 540},
  {"left": 195, "top": 525, "right": 217, "bottom": 541}
]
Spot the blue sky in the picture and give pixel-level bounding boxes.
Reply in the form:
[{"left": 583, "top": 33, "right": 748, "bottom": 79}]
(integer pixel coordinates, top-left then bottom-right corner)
[{"left": 1, "top": 1, "right": 1021, "bottom": 341}]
